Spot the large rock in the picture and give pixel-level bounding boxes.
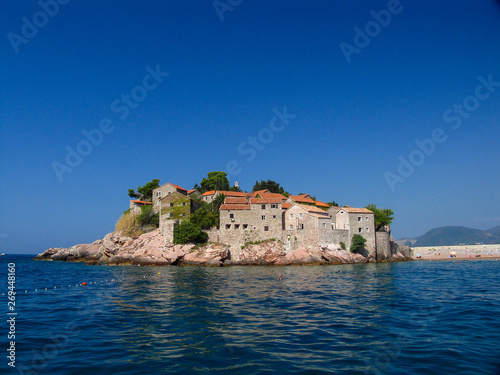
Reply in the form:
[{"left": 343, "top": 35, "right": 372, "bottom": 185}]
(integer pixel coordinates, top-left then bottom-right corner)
[{"left": 181, "top": 243, "right": 229, "bottom": 266}]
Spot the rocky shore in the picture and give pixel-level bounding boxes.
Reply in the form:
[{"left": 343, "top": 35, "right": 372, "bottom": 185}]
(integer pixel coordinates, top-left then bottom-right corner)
[{"left": 34, "top": 229, "right": 412, "bottom": 266}]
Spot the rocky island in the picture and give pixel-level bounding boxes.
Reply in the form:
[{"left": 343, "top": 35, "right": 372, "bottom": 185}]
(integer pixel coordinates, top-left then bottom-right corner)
[{"left": 35, "top": 174, "right": 412, "bottom": 266}]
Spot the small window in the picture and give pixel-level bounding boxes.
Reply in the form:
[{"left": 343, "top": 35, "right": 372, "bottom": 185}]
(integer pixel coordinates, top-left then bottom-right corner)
[
  {"left": 226, "top": 224, "right": 231, "bottom": 229},
  {"left": 271, "top": 204, "right": 277, "bottom": 208},
  {"left": 229, "top": 213, "right": 234, "bottom": 219},
  {"left": 289, "top": 224, "right": 293, "bottom": 230},
  {"left": 181, "top": 213, "right": 185, "bottom": 217},
  {"left": 358, "top": 217, "right": 361, "bottom": 221},
  {"left": 243, "top": 224, "right": 248, "bottom": 229},
  {"left": 358, "top": 228, "right": 362, "bottom": 233},
  {"left": 169, "top": 203, "right": 174, "bottom": 207},
  {"left": 299, "top": 224, "right": 304, "bottom": 230},
  {"left": 290, "top": 213, "right": 294, "bottom": 219},
  {"left": 365, "top": 217, "right": 369, "bottom": 221},
  {"left": 366, "top": 227, "right": 369, "bottom": 232},
  {"left": 299, "top": 213, "right": 303, "bottom": 218},
  {"left": 182, "top": 202, "right": 186, "bottom": 206},
  {"left": 264, "top": 226, "right": 269, "bottom": 232},
  {"left": 272, "top": 215, "right": 277, "bottom": 219},
  {"left": 322, "top": 223, "right": 326, "bottom": 228},
  {"left": 262, "top": 215, "right": 266, "bottom": 220},
  {"left": 261, "top": 204, "right": 266, "bottom": 209},
  {"left": 169, "top": 213, "right": 174, "bottom": 218},
  {"left": 235, "top": 224, "right": 240, "bottom": 229}
]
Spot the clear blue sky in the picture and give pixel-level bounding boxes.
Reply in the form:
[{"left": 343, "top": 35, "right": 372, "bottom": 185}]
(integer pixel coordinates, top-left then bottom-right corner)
[{"left": 1, "top": 0, "right": 499, "bottom": 253}]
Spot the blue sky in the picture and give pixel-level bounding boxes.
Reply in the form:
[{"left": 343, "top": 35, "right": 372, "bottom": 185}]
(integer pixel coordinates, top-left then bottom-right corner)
[{"left": 1, "top": 0, "right": 499, "bottom": 253}]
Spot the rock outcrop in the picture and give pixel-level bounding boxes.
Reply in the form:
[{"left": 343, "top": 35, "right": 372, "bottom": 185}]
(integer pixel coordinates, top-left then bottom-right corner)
[{"left": 34, "top": 229, "right": 411, "bottom": 266}]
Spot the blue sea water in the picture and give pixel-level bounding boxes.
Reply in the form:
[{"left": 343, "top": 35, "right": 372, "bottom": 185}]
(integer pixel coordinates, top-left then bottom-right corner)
[{"left": 1, "top": 255, "right": 500, "bottom": 375}]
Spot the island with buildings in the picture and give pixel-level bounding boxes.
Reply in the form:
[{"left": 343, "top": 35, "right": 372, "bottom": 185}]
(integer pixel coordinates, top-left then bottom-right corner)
[{"left": 35, "top": 175, "right": 411, "bottom": 266}]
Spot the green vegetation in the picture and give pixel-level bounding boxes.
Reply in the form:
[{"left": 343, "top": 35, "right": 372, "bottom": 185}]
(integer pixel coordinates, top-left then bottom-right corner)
[
  {"left": 252, "top": 180, "right": 287, "bottom": 194},
  {"left": 173, "top": 222, "right": 208, "bottom": 244},
  {"left": 189, "top": 202, "right": 219, "bottom": 229},
  {"left": 194, "top": 171, "right": 231, "bottom": 193},
  {"left": 128, "top": 179, "right": 160, "bottom": 201},
  {"left": 340, "top": 241, "right": 346, "bottom": 250},
  {"left": 137, "top": 205, "right": 159, "bottom": 228},
  {"left": 328, "top": 200, "right": 340, "bottom": 207},
  {"left": 350, "top": 234, "right": 366, "bottom": 253},
  {"left": 366, "top": 204, "right": 394, "bottom": 230}
]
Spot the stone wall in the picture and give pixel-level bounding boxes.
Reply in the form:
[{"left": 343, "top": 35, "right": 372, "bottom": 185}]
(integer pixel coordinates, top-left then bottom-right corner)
[
  {"left": 375, "top": 231, "right": 391, "bottom": 260},
  {"left": 411, "top": 244, "right": 500, "bottom": 257}
]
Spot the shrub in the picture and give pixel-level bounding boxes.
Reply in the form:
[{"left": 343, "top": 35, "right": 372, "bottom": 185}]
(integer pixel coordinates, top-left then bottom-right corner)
[
  {"left": 350, "top": 234, "right": 367, "bottom": 253},
  {"left": 137, "top": 205, "right": 159, "bottom": 228},
  {"left": 115, "top": 212, "right": 140, "bottom": 237},
  {"left": 174, "top": 222, "right": 208, "bottom": 244},
  {"left": 340, "top": 241, "right": 346, "bottom": 250}
]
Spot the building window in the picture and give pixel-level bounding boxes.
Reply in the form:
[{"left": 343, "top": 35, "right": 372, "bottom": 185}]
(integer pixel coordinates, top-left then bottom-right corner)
[
  {"left": 264, "top": 226, "right": 269, "bottom": 231},
  {"left": 358, "top": 228, "right": 362, "bottom": 233},
  {"left": 299, "top": 213, "right": 303, "bottom": 218},
  {"left": 229, "top": 213, "right": 234, "bottom": 219},
  {"left": 169, "top": 213, "right": 174, "bottom": 218},
  {"left": 358, "top": 217, "right": 361, "bottom": 221},
  {"left": 366, "top": 227, "right": 369, "bottom": 232},
  {"left": 182, "top": 202, "right": 186, "bottom": 206},
  {"left": 226, "top": 224, "right": 231, "bottom": 229},
  {"left": 299, "top": 224, "right": 304, "bottom": 230},
  {"left": 261, "top": 204, "right": 266, "bottom": 209},
  {"left": 169, "top": 203, "right": 174, "bottom": 207},
  {"left": 322, "top": 223, "right": 326, "bottom": 228},
  {"left": 235, "top": 224, "right": 240, "bottom": 229},
  {"left": 290, "top": 214, "right": 294, "bottom": 219},
  {"left": 365, "top": 217, "right": 369, "bottom": 221},
  {"left": 181, "top": 213, "right": 185, "bottom": 217},
  {"left": 243, "top": 224, "right": 248, "bottom": 229},
  {"left": 262, "top": 215, "right": 266, "bottom": 220},
  {"left": 271, "top": 204, "right": 277, "bottom": 208},
  {"left": 289, "top": 224, "right": 293, "bottom": 230},
  {"left": 272, "top": 215, "right": 277, "bottom": 219}
]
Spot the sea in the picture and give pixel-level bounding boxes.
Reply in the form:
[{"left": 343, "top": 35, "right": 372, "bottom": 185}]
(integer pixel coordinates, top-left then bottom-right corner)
[{"left": 1, "top": 254, "right": 500, "bottom": 375}]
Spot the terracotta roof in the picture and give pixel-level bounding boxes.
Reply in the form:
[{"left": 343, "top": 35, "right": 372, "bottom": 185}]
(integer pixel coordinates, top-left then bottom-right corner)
[
  {"left": 315, "top": 200, "right": 330, "bottom": 208},
  {"left": 187, "top": 189, "right": 198, "bottom": 194},
  {"left": 297, "top": 204, "right": 328, "bottom": 214},
  {"left": 216, "top": 191, "right": 248, "bottom": 197},
  {"left": 289, "top": 195, "right": 316, "bottom": 204},
  {"left": 259, "top": 192, "right": 288, "bottom": 200},
  {"left": 282, "top": 202, "right": 292, "bottom": 209},
  {"left": 220, "top": 204, "right": 250, "bottom": 210},
  {"left": 249, "top": 198, "right": 282, "bottom": 204},
  {"left": 340, "top": 207, "right": 373, "bottom": 214},
  {"left": 130, "top": 200, "right": 152, "bottom": 204},
  {"left": 225, "top": 197, "right": 247, "bottom": 204},
  {"left": 202, "top": 190, "right": 216, "bottom": 196}
]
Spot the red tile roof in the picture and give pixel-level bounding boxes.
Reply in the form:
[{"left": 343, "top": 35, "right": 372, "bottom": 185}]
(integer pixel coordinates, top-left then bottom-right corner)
[
  {"left": 258, "top": 192, "right": 288, "bottom": 200},
  {"left": 225, "top": 197, "right": 247, "bottom": 204},
  {"left": 187, "top": 189, "right": 197, "bottom": 194},
  {"left": 130, "top": 200, "right": 152, "bottom": 205},
  {"left": 340, "top": 207, "right": 373, "bottom": 214},
  {"left": 282, "top": 203, "right": 292, "bottom": 209},
  {"left": 289, "top": 195, "right": 316, "bottom": 204},
  {"left": 216, "top": 191, "right": 248, "bottom": 197},
  {"left": 298, "top": 204, "right": 328, "bottom": 214},
  {"left": 220, "top": 204, "right": 250, "bottom": 210},
  {"left": 202, "top": 190, "right": 216, "bottom": 196},
  {"left": 315, "top": 200, "right": 330, "bottom": 208},
  {"left": 249, "top": 197, "right": 282, "bottom": 204}
]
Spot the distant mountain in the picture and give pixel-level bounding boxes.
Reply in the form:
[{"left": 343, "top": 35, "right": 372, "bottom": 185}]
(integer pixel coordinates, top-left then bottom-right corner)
[{"left": 398, "top": 226, "right": 500, "bottom": 247}]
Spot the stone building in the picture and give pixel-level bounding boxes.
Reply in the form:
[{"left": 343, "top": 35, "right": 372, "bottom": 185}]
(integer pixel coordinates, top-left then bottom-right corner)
[
  {"left": 129, "top": 199, "right": 152, "bottom": 215},
  {"left": 201, "top": 190, "right": 248, "bottom": 204},
  {"left": 283, "top": 203, "right": 332, "bottom": 250},
  {"left": 335, "top": 207, "right": 376, "bottom": 255},
  {"left": 152, "top": 183, "right": 189, "bottom": 210}
]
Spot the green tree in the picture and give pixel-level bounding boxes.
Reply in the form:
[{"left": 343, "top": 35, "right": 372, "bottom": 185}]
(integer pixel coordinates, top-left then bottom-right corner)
[
  {"left": 128, "top": 179, "right": 160, "bottom": 201},
  {"left": 366, "top": 204, "right": 394, "bottom": 230},
  {"left": 350, "top": 234, "right": 367, "bottom": 253},
  {"left": 252, "top": 179, "right": 286, "bottom": 194},
  {"left": 190, "top": 202, "right": 219, "bottom": 229},
  {"left": 209, "top": 194, "right": 226, "bottom": 213},
  {"left": 174, "top": 222, "right": 208, "bottom": 244},
  {"left": 328, "top": 200, "right": 340, "bottom": 207},
  {"left": 196, "top": 171, "right": 230, "bottom": 193}
]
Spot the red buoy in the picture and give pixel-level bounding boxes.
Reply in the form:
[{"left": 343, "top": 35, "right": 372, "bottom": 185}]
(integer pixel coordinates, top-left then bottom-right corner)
[{"left": 82, "top": 282, "right": 87, "bottom": 286}]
